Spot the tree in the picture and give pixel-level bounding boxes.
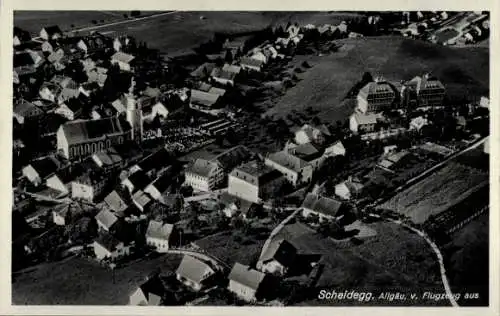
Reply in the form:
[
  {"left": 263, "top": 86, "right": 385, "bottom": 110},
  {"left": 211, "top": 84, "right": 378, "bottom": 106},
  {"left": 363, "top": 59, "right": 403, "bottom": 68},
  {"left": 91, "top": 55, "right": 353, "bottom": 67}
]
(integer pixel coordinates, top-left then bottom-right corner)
[{"left": 131, "top": 10, "right": 141, "bottom": 17}]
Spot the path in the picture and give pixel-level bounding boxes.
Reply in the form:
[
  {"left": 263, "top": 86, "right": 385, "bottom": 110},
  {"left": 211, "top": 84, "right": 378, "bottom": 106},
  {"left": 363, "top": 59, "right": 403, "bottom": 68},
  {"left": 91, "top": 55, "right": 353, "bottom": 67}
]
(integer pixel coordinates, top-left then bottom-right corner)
[
  {"left": 368, "top": 213, "right": 458, "bottom": 307},
  {"left": 69, "top": 11, "right": 177, "bottom": 33}
]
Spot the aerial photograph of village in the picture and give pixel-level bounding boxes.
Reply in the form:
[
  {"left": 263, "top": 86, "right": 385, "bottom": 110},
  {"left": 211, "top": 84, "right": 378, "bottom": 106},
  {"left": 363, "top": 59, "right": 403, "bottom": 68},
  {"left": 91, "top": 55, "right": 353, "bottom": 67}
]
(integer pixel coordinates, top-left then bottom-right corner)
[{"left": 11, "top": 10, "right": 490, "bottom": 307}]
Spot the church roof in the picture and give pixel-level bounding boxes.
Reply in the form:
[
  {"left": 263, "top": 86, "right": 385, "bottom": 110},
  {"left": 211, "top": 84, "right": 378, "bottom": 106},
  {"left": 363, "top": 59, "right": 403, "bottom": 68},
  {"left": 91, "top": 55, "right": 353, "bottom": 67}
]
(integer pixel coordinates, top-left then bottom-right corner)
[{"left": 59, "top": 116, "right": 131, "bottom": 145}]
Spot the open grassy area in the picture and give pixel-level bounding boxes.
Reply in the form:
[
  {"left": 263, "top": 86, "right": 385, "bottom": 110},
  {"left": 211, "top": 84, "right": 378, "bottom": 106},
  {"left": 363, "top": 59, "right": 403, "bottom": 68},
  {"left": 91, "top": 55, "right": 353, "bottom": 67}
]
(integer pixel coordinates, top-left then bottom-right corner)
[
  {"left": 442, "top": 212, "right": 489, "bottom": 306},
  {"left": 273, "top": 221, "right": 444, "bottom": 306},
  {"left": 14, "top": 11, "right": 136, "bottom": 34},
  {"left": 380, "top": 161, "right": 488, "bottom": 224},
  {"left": 266, "top": 36, "right": 488, "bottom": 124},
  {"left": 12, "top": 254, "right": 182, "bottom": 305}
]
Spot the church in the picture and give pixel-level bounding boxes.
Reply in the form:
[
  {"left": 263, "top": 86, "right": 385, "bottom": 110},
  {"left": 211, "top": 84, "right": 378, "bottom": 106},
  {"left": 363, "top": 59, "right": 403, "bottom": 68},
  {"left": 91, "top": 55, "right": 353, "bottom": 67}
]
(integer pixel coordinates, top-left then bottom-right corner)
[{"left": 57, "top": 78, "right": 144, "bottom": 160}]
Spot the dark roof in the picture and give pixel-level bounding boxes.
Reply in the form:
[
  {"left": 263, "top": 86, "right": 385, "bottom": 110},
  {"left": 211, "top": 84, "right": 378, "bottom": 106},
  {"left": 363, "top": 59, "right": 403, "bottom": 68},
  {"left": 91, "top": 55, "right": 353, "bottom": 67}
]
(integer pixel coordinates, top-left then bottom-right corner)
[
  {"left": 228, "top": 262, "right": 266, "bottom": 291},
  {"left": 211, "top": 68, "right": 236, "bottom": 81},
  {"left": 212, "top": 145, "right": 254, "bottom": 172},
  {"left": 60, "top": 116, "right": 131, "bottom": 145},
  {"left": 43, "top": 26, "right": 63, "bottom": 36},
  {"left": 14, "top": 27, "right": 31, "bottom": 42},
  {"left": 126, "top": 170, "right": 152, "bottom": 191},
  {"left": 138, "top": 149, "right": 176, "bottom": 173},
  {"left": 190, "top": 63, "right": 216, "bottom": 78},
  {"left": 138, "top": 276, "right": 167, "bottom": 306},
  {"left": 27, "top": 156, "right": 62, "bottom": 179},
  {"left": 176, "top": 255, "right": 214, "bottom": 284},
  {"left": 113, "top": 143, "right": 144, "bottom": 162},
  {"left": 13, "top": 52, "right": 35, "bottom": 68},
  {"left": 230, "top": 160, "right": 283, "bottom": 186},
  {"left": 259, "top": 239, "right": 296, "bottom": 266},
  {"left": 74, "top": 169, "right": 107, "bottom": 186},
  {"left": 302, "top": 193, "right": 343, "bottom": 217},
  {"left": 94, "top": 232, "right": 121, "bottom": 251},
  {"left": 149, "top": 171, "right": 175, "bottom": 194}
]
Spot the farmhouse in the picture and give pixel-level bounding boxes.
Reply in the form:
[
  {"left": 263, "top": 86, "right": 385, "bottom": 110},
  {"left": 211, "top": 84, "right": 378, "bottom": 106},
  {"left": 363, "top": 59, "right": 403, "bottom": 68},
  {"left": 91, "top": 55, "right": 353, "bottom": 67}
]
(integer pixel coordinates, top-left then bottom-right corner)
[
  {"left": 93, "top": 232, "right": 131, "bottom": 260},
  {"left": 349, "top": 112, "right": 383, "bottom": 134},
  {"left": 22, "top": 155, "right": 63, "bottom": 186},
  {"left": 13, "top": 101, "right": 44, "bottom": 125},
  {"left": 228, "top": 160, "right": 286, "bottom": 203},
  {"left": 111, "top": 52, "right": 136, "bottom": 72},
  {"left": 324, "top": 140, "right": 346, "bottom": 157},
  {"left": 52, "top": 202, "right": 85, "bottom": 226},
  {"left": 104, "top": 190, "right": 129, "bottom": 214},
  {"left": 71, "top": 170, "right": 108, "bottom": 202},
  {"left": 356, "top": 78, "right": 396, "bottom": 114},
  {"left": 301, "top": 193, "right": 344, "bottom": 222},
  {"left": 265, "top": 150, "right": 314, "bottom": 186},
  {"left": 228, "top": 262, "right": 269, "bottom": 302},
  {"left": 257, "top": 239, "right": 297, "bottom": 276},
  {"left": 144, "top": 172, "right": 177, "bottom": 204},
  {"left": 95, "top": 208, "right": 119, "bottom": 232},
  {"left": 240, "top": 57, "right": 264, "bottom": 72},
  {"left": 335, "top": 177, "right": 364, "bottom": 200},
  {"left": 184, "top": 159, "right": 224, "bottom": 192},
  {"left": 145, "top": 220, "right": 177, "bottom": 252},
  {"left": 132, "top": 190, "right": 152, "bottom": 213},
  {"left": 189, "top": 89, "right": 220, "bottom": 110},
  {"left": 176, "top": 255, "right": 215, "bottom": 291}
]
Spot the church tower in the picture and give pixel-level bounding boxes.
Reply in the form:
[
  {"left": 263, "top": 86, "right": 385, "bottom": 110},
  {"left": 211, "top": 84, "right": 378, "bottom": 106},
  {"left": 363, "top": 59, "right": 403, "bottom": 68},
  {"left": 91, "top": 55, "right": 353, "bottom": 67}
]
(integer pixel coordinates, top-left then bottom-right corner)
[{"left": 125, "top": 77, "right": 143, "bottom": 142}]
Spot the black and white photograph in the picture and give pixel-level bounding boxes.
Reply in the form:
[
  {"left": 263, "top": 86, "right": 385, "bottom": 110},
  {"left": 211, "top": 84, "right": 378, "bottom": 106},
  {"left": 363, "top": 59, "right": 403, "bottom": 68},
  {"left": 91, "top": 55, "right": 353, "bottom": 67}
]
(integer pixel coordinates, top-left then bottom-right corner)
[{"left": 9, "top": 7, "right": 494, "bottom": 310}]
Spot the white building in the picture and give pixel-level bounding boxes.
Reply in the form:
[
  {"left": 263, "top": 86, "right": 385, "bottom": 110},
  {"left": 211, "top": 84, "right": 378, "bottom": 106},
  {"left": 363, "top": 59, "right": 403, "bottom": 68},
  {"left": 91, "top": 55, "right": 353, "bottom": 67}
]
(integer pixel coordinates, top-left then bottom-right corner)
[
  {"left": 145, "top": 220, "right": 176, "bottom": 253},
  {"left": 184, "top": 159, "right": 224, "bottom": 192}
]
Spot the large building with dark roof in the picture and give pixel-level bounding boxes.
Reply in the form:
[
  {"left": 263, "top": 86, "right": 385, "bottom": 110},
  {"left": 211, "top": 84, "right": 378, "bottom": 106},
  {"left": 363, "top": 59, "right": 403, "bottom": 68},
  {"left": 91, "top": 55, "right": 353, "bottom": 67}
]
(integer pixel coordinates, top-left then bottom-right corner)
[{"left": 56, "top": 116, "right": 132, "bottom": 160}]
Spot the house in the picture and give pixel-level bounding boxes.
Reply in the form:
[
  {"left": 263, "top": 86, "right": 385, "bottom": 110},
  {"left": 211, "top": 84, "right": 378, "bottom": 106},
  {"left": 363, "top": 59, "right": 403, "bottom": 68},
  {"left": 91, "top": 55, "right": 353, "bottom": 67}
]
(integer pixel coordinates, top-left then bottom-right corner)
[
  {"left": 228, "top": 263, "right": 268, "bottom": 302},
  {"left": 324, "top": 140, "right": 346, "bottom": 157},
  {"left": 207, "top": 87, "right": 226, "bottom": 97},
  {"left": 228, "top": 160, "right": 286, "bottom": 203},
  {"left": 409, "top": 116, "right": 429, "bottom": 131},
  {"left": 184, "top": 159, "right": 224, "bottom": 192},
  {"left": 47, "top": 48, "right": 66, "bottom": 64},
  {"left": 189, "top": 89, "right": 220, "bottom": 110},
  {"left": 406, "top": 74, "right": 446, "bottom": 107},
  {"left": 377, "top": 150, "right": 412, "bottom": 171},
  {"left": 265, "top": 150, "right": 314, "bottom": 186},
  {"left": 57, "top": 87, "right": 81, "bottom": 105},
  {"left": 56, "top": 116, "right": 133, "bottom": 160},
  {"left": 335, "top": 177, "right": 364, "bottom": 200},
  {"left": 95, "top": 208, "right": 119, "bottom": 232},
  {"left": 104, "top": 190, "right": 129, "bottom": 214},
  {"left": 219, "top": 192, "right": 259, "bottom": 219},
  {"left": 71, "top": 170, "right": 108, "bottom": 202},
  {"left": 45, "top": 173, "right": 71, "bottom": 195},
  {"left": 132, "top": 190, "right": 152, "bottom": 212},
  {"left": 144, "top": 172, "right": 176, "bottom": 204},
  {"left": 14, "top": 51, "right": 42, "bottom": 77},
  {"left": 479, "top": 96, "right": 489, "bottom": 109},
  {"left": 240, "top": 57, "right": 264, "bottom": 72},
  {"left": 13, "top": 27, "right": 31, "bottom": 46},
  {"left": 356, "top": 78, "right": 396, "bottom": 114},
  {"left": 91, "top": 148, "right": 125, "bottom": 174},
  {"left": 212, "top": 145, "right": 254, "bottom": 173},
  {"left": 210, "top": 67, "right": 237, "bottom": 86},
  {"left": 13, "top": 101, "right": 44, "bottom": 125},
  {"left": 23, "top": 156, "right": 62, "bottom": 187},
  {"left": 294, "top": 124, "right": 331, "bottom": 145},
  {"left": 55, "top": 100, "right": 83, "bottom": 121},
  {"left": 77, "top": 35, "right": 109, "bottom": 55},
  {"left": 190, "top": 62, "right": 216, "bottom": 79},
  {"left": 145, "top": 220, "right": 177, "bottom": 252},
  {"left": 129, "top": 275, "right": 172, "bottom": 306},
  {"left": 257, "top": 239, "right": 297, "bottom": 276},
  {"left": 133, "top": 148, "right": 178, "bottom": 179},
  {"left": 52, "top": 202, "right": 86, "bottom": 226},
  {"left": 301, "top": 193, "right": 344, "bottom": 222},
  {"left": 40, "top": 26, "right": 63, "bottom": 41},
  {"left": 111, "top": 52, "right": 135, "bottom": 72},
  {"left": 121, "top": 170, "right": 152, "bottom": 194},
  {"left": 175, "top": 255, "right": 216, "bottom": 291},
  {"left": 349, "top": 112, "right": 383, "bottom": 134},
  {"left": 93, "top": 232, "right": 131, "bottom": 260}
]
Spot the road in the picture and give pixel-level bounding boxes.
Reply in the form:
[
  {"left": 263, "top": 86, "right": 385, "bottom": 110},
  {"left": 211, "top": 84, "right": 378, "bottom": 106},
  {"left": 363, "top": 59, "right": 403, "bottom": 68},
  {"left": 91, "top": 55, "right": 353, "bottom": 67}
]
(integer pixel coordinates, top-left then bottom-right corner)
[
  {"left": 368, "top": 213, "right": 458, "bottom": 307},
  {"left": 69, "top": 11, "right": 177, "bottom": 33}
]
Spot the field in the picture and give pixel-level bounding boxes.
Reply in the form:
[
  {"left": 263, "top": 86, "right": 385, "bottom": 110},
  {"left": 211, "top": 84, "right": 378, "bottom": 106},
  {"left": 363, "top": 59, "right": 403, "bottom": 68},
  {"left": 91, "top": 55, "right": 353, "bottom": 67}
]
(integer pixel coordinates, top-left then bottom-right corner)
[
  {"left": 12, "top": 254, "right": 182, "bottom": 305},
  {"left": 442, "top": 212, "right": 489, "bottom": 306},
  {"left": 14, "top": 11, "right": 137, "bottom": 34},
  {"left": 273, "top": 221, "right": 444, "bottom": 306},
  {"left": 266, "top": 36, "right": 489, "bottom": 123},
  {"left": 380, "top": 161, "right": 488, "bottom": 224}
]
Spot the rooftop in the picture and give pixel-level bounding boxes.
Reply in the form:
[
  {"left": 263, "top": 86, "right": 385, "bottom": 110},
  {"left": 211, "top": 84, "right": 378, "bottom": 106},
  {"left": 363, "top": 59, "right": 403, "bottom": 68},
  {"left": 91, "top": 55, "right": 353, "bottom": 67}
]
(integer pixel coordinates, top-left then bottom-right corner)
[
  {"left": 60, "top": 116, "right": 131, "bottom": 145},
  {"left": 302, "top": 193, "right": 343, "bottom": 217},
  {"left": 358, "top": 80, "right": 396, "bottom": 100},
  {"left": 266, "top": 151, "right": 308, "bottom": 172},
  {"left": 146, "top": 220, "right": 174, "bottom": 240},
  {"left": 186, "top": 158, "right": 219, "bottom": 178},
  {"left": 94, "top": 232, "right": 121, "bottom": 251},
  {"left": 212, "top": 145, "right": 254, "bottom": 172},
  {"left": 230, "top": 160, "right": 283, "bottom": 186},
  {"left": 95, "top": 208, "right": 119, "bottom": 230},
  {"left": 104, "top": 190, "right": 128, "bottom": 213},
  {"left": 228, "top": 262, "right": 266, "bottom": 291},
  {"left": 176, "top": 255, "right": 214, "bottom": 284},
  {"left": 111, "top": 51, "right": 135, "bottom": 64},
  {"left": 190, "top": 89, "right": 220, "bottom": 107}
]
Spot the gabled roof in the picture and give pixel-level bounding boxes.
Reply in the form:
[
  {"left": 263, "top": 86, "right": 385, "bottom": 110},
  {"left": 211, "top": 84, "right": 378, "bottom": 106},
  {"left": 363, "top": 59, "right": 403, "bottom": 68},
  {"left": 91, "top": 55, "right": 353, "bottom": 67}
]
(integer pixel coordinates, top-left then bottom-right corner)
[
  {"left": 95, "top": 208, "right": 119, "bottom": 229},
  {"left": 25, "top": 155, "right": 62, "bottom": 179},
  {"left": 93, "top": 149, "right": 123, "bottom": 167},
  {"left": 240, "top": 57, "right": 264, "bottom": 68},
  {"left": 132, "top": 190, "right": 152, "bottom": 209},
  {"left": 222, "top": 63, "right": 241, "bottom": 74},
  {"left": 13, "top": 52, "right": 36, "bottom": 68},
  {"left": 94, "top": 232, "right": 121, "bottom": 251},
  {"left": 266, "top": 151, "right": 309, "bottom": 172},
  {"left": 351, "top": 112, "right": 383, "bottom": 125},
  {"left": 358, "top": 80, "right": 395, "bottom": 100},
  {"left": 212, "top": 145, "right": 254, "bottom": 172},
  {"left": 302, "top": 193, "right": 343, "bottom": 217},
  {"left": 230, "top": 160, "right": 283, "bottom": 186},
  {"left": 111, "top": 51, "right": 135, "bottom": 64},
  {"left": 104, "top": 190, "right": 128, "bottom": 213},
  {"left": 125, "top": 170, "right": 152, "bottom": 191},
  {"left": 190, "top": 89, "right": 220, "bottom": 107},
  {"left": 14, "top": 27, "right": 31, "bottom": 42},
  {"left": 187, "top": 159, "right": 219, "bottom": 178},
  {"left": 176, "top": 255, "right": 214, "bottom": 284},
  {"left": 138, "top": 276, "right": 167, "bottom": 306},
  {"left": 210, "top": 68, "right": 237, "bottom": 81},
  {"left": 190, "top": 63, "right": 216, "bottom": 78},
  {"left": 228, "top": 262, "right": 266, "bottom": 291},
  {"left": 289, "top": 143, "right": 322, "bottom": 161},
  {"left": 207, "top": 87, "right": 226, "bottom": 97},
  {"left": 60, "top": 116, "right": 131, "bottom": 145},
  {"left": 259, "top": 239, "right": 296, "bottom": 265},
  {"left": 14, "top": 101, "right": 44, "bottom": 117},
  {"left": 53, "top": 201, "right": 89, "bottom": 219},
  {"left": 409, "top": 74, "right": 445, "bottom": 94},
  {"left": 146, "top": 220, "right": 174, "bottom": 240},
  {"left": 138, "top": 149, "right": 175, "bottom": 173}
]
